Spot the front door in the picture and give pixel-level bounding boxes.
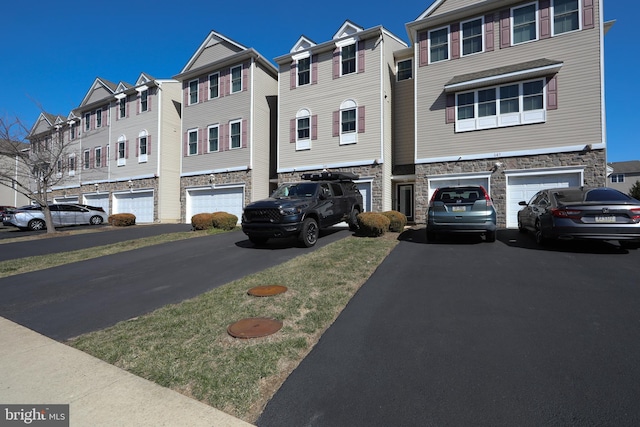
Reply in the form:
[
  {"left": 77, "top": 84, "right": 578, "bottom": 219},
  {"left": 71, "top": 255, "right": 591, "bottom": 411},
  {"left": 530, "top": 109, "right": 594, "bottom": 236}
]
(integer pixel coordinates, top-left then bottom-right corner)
[{"left": 397, "top": 184, "right": 414, "bottom": 222}]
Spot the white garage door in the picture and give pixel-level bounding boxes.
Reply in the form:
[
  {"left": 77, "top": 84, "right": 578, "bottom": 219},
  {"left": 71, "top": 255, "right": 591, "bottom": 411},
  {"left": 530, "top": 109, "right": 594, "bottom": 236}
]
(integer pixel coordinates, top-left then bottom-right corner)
[
  {"left": 356, "top": 182, "right": 371, "bottom": 212},
  {"left": 506, "top": 172, "right": 582, "bottom": 228},
  {"left": 186, "top": 187, "right": 244, "bottom": 223},
  {"left": 53, "top": 196, "right": 79, "bottom": 204},
  {"left": 113, "top": 191, "right": 154, "bottom": 223},
  {"left": 83, "top": 194, "right": 109, "bottom": 214}
]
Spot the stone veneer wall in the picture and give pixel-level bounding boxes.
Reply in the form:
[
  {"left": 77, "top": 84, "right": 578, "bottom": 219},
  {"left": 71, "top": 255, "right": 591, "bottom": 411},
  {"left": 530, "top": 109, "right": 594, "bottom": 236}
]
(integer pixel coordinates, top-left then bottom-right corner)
[
  {"left": 415, "top": 149, "right": 606, "bottom": 226},
  {"left": 278, "top": 164, "right": 385, "bottom": 213},
  {"left": 50, "top": 177, "right": 159, "bottom": 219},
  {"left": 180, "top": 170, "right": 252, "bottom": 223}
]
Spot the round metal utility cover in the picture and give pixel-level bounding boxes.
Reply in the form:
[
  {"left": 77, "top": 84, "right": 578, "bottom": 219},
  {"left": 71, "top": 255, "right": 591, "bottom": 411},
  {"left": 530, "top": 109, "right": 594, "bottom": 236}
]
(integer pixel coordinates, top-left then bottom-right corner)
[
  {"left": 247, "top": 285, "right": 288, "bottom": 297},
  {"left": 227, "top": 317, "right": 283, "bottom": 339}
]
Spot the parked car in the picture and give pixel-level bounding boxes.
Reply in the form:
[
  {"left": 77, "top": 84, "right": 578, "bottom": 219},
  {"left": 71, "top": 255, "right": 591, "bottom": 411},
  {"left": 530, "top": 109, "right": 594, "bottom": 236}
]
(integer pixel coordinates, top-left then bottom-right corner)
[
  {"left": 517, "top": 187, "right": 640, "bottom": 247},
  {"left": 426, "top": 185, "right": 497, "bottom": 243},
  {"left": 0, "top": 206, "right": 15, "bottom": 223},
  {"left": 242, "top": 171, "right": 363, "bottom": 247},
  {"left": 2, "top": 203, "right": 108, "bottom": 231}
]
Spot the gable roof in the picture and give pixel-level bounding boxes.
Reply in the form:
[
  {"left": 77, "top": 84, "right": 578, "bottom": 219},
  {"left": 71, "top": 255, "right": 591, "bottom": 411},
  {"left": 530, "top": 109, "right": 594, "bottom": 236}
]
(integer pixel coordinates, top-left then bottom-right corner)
[
  {"left": 608, "top": 161, "right": 640, "bottom": 174},
  {"left": 78, "top": 77, "right": 118, "bottom": 109}
]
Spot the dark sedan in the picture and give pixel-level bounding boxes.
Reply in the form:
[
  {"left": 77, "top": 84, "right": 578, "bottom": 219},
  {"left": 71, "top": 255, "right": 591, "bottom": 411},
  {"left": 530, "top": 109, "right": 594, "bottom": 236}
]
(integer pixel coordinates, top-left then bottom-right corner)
[{"left": 517, "top": 187, "right": 640, "bottom": 247}]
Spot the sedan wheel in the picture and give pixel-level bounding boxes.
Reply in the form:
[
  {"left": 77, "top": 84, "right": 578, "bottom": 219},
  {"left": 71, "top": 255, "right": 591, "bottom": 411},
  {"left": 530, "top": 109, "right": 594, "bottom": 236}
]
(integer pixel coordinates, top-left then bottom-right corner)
[
  {"left": 535, "top": 221, "right": 546, "bottom": 245},
  {"left": 90, "top": 216, "right": 103, "bottom": 225},
  {"left": 28, "top": 219, "right": 46, "bottom": 231}
]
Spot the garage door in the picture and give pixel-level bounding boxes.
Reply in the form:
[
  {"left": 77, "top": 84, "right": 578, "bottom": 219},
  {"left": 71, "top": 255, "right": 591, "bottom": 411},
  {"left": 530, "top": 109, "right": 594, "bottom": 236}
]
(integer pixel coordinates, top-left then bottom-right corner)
[
  {"left": 53, "top": 196, "right": 79, "bottom": 204},
  {"left": 186, "top": 187, "right": 244, "bottom": 223},
  {"left": 506, "top": 172, "right": 582, "bottom": 228},
  {"left": 113, "top": 191, "right": 154, "bottom": 223},
  {"left": 83, "top": 194, "right": 109, "bottom": 214}
]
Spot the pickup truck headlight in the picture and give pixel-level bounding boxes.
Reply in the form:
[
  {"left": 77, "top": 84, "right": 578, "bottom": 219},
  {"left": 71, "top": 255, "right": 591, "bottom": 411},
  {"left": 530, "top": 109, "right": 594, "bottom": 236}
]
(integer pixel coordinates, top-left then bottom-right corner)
[{"left": 279, "top": 206, "right": 302, "bottom": 216}]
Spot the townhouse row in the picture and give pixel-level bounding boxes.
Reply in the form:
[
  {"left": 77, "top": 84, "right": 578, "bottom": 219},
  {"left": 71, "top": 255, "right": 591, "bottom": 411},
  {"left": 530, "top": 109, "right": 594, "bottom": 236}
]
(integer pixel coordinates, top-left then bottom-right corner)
[{"left": 25, "top": 0, "right": 612, "bottom": 227}]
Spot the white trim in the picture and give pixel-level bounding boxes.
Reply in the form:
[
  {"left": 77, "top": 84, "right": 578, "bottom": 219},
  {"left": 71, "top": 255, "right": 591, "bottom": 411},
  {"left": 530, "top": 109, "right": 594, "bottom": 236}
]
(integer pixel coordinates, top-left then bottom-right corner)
[
  {"left": 416, "top": 143, "right": 606, "bottom": 164},
  {"left": 229, "top": 119, "right": 242, "bottom": 149},
  {"left": 291, "top": 51, "right": 311, "bottom": 61},
  {"left": 181, "top": 166, "right": 250, "bottom": 177},
  {"left": 428, "top": 26, "right": 450, "bottom": 65},
  {"left": 188, "top": 79, "right": 199, "bottom": 105},
  {"left": 550, "top": 0, "right": 582, "bottom": 37},
  {"left": 207, "top": 124, "right": 220, "bottom": 153},
  {"left": 277, "top": 159, "right": 379, "bottom": 174},
  {"left": 511, "top": 1, "right": 539, "bottom": 46},
  {"left": 208, "top": 72, "right": 220, "bottom": 100},
  {"left": 460, "top": 16, "right": 485, "bottom": 57},
  {"left": 503, "top": 165, "right": 585, "bottom": 178},
  {"left": 230, "top": 65, "right": 243, "bottom": 94}
]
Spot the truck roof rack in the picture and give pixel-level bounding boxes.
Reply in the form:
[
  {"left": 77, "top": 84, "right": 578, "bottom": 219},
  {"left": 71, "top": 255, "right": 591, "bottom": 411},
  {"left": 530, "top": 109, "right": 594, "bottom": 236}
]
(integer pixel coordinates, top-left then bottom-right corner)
[{"left": 301, "top": 171, "right": 359, "bottom": 181}]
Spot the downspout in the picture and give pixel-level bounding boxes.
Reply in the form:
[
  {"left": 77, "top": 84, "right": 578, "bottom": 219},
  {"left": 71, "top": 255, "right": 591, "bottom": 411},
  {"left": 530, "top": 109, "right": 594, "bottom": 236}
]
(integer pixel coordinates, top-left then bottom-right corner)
[
  {"left": 599, "top": 0, "right": 607, "bottom": 163},
  {"left": 250, "top": 57, "right": 255, "bottom": 171}
]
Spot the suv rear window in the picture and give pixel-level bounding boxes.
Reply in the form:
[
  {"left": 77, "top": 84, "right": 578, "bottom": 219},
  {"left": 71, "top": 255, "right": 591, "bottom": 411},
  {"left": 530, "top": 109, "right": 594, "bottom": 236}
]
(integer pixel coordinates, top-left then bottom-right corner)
[{"left": 434, "top": 187, "right": 484, "bottom": 203}]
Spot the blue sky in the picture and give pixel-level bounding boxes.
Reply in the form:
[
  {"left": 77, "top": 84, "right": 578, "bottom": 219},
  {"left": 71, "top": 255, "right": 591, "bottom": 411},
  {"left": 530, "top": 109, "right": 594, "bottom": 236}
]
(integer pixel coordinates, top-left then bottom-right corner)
[{"left": 1, "top": 0, "right": 635, "bottom": 162}]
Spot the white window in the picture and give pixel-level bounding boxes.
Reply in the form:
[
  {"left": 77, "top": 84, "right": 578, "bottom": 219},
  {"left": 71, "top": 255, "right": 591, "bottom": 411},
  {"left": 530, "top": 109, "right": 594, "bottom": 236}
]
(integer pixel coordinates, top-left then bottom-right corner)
[
  {"left": 84, "top": 113, "right": 91, "bottom": 131},
  {"left": 70, "top": 122, "right": 77, "bottom": 140},
  {"left": 231, "top": 66, "right": 242, "bottom": 93},
  {"left": 461, "top": 17, "right": 483, "bottom": 56},
  {"left": 229, "top": 120, "right": 241, "bottom": 149},
  {"left": 83, "top": 150, "right": 90, "bottom": 169},
  {"left": 397, "top": 59, "right": 412, "bottom": 81},
  {"left": 189, "top": 79, "right": 199, "bottom": 105},
  {"left": 610, "top": 174, "right": 625, "bottom": 183},
  {"left": 296, "top": 109, "right": 311, "bottom": 151},
  {"left": 68, "top": 154, "right": 76, "bottom": 176},
  {"left": 96, "top": 109, "right": 102, "bottom": 128},
  {"left": 208, "top": 125, "right": 219, "bottom": 152},
  {"left": 341, "top": 43, "right": 357, "bottom": 75},
  {"left": 138, "top": 130, "right": 148, "bottom": 163},
  {"left": 512, "top": 3, "right": 538, "bottom": 44},
  {"left": 95, "top": 147, "right": 102, "bottom": 168},
  {"left": 455, "top": 78, "right": 546, "bottom": 132},
  {"left": 340, "top": 99, "right": 358, "bottom": 145},
  {"left": 429, "top": 27, "right": 449, "bottom": 63},
  {"left": 140, "top": 89, "right": 148, "bottom": 112},
  {"left": 553, "top": 0, "right": 580, "bottom": 35},
  {"left": 188, "top": 129, "right": 198, "bottom": 156},
  {"left": 117, "top": 136, "right": 126, "bottom": 166},
  {"left": 209, "top": 73, "right": 219, "bottom": 99},
  {"left": 119, "top": 98, "right": 126, "bottom": 118},
  {"left": 298, "top": 57, "right": 311, "bottom": 86}
]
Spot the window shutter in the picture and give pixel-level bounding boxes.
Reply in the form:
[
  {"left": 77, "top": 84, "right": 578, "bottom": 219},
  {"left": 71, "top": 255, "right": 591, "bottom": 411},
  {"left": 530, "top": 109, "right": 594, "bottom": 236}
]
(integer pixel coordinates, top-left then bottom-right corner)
[
  {"left": 332, "top": 111, "right": 340, "bottom": 137},
  {"left": 126, "top": 140, "right": 130, "bottom": 159},
  {"left": 135, "top": 138, "right": 139, "bottom": 157},
  {"left": 183, "top": 81, "right": 189, "bottom": 105},
  {"left": 446, "top": 94, "right": 456, "bottom": 124},
  {"left": 126, "top": 96, "right": 130, "bottom": 117},
  {"left": 358, "top": 106, "right": 365, "bottom": 133},
  {"left": 198, "top": 129, "right": 204, "bottom": 155},
  {"left": 290, "top": 119, "right": 296, "bottom": 143},
  {"left": 242, "top": 119, "right": 248, "bottom": 148},
  {"left": 357, "top": 41, "right": 365, "bottom": 73},
  {"left": 583, "top": 0, "right": 595, "bottom": 29},
  {"left": 103, "top": 146, "right": 108, "bottom": 165},
  {"left": 91, "top": 113, "right": 95, "bottom": 130},
  {"left": 148, "top": 88, "right": 153, "bottom": 112},
  {"left": 220, "top": 70, "right": 227, "bottom": 97},
  {"left": 450, "top": 23, "right": 460, "bottom": 59},
  {"left": 220, "top": 124, "right": 228, "bottom": 151},
  {"left": 419, "top": 31, "right": 429, "bottom": 67},
  {"left": 547, "top": 75, "right": 558, "bottom": 110},
  {"left": 539, "top": 0, "right": 551, "bottom": 39},
  {"left": 333, "top": 48, "right": 340, "bottom": 79},
  {"left": 290, "top": 61, "right": 297, "bottom": 90},
  {"left": 243, "top": 63, "right": 249, "bottom": 91},
  {"left": 89, "top": 151, "right": 94, "bottom": 168},
  {"left": 199, "top": 78, "right": 205, "bottom": 103},
  {"left": 485, "top": 14, "right": 495, "bottom": 51},
  {"left": 311, "top": 115, "right": 318, "bottom": 140},
  {"left": 147, "top": 135, "right": 151, "bottom": 155},
  {"left": 500, "top": 10, "right": 511, "bottom": 48},
  {"left": 312, "top": 55, "right": 318, "bottom": 84},
  {"left": 183, "top": 132, "right": 188, "bottom": 157},
  {"left": 103, "top": 109, "right": 108, "bottom": 126}
]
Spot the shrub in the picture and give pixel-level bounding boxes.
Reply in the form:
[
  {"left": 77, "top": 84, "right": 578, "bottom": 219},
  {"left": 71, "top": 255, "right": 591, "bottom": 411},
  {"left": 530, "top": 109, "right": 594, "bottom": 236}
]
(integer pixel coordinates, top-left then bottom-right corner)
[
  {"left": 629, "top": 180, "right": 640, "bottom": 200},
  {"left": 381, "top": 210, "right": 407, "bottom": 232},
  {"left": 211, "top": 211, "right": 238, "bottom": 230},
  {"left": 109, "top": 213, "right": 136, "bottom": 227},
  {"left": 191, "top": 213, "right": 215, "bottom": 230},
  {"left": 356, "top": 212, "right": 390, "bottom": 237}
]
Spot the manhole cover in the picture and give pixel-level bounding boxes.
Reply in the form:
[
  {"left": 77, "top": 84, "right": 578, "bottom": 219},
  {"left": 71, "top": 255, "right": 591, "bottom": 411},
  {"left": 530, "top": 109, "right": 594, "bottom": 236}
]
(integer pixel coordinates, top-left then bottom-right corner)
[
  {"left": 227, "top": 317, "right": 283, "bottom": 339},
  {"left": 247, "top": 285, "right": 288, "bottom": 297}
]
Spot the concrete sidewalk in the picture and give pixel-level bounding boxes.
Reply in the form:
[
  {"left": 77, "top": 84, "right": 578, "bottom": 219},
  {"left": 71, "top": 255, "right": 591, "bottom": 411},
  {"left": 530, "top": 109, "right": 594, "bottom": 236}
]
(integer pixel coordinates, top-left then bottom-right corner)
[{"left": 0, "top": 317, "right": 254, "bottom": 427}]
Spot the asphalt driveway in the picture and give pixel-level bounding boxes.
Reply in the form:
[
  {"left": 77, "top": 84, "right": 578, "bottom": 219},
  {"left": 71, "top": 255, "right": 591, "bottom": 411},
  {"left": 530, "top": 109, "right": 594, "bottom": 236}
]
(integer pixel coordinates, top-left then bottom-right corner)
[
  {"left": 258, "top": 230, "right": 640, "bottom": 426},
  {"left": 0, "top": 227, "right": 350, "bottom": 340}
]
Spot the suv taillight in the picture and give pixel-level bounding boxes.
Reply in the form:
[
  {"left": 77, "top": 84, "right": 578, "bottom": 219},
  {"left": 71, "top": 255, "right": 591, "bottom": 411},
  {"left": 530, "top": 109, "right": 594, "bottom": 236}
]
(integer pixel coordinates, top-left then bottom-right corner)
[
  {"left": 429, "top": 190, "right": 438, "bottom": 208},
  {"left": 481, "top": 186, "right": 493, "bottom": 207}
]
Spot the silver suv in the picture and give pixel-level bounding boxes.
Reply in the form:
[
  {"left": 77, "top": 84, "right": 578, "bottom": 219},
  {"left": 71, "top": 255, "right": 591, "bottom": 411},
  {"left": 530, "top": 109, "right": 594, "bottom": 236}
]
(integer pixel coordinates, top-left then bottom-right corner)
[{"left": 426, "top": 185, "right": 497, "bottom": 243}]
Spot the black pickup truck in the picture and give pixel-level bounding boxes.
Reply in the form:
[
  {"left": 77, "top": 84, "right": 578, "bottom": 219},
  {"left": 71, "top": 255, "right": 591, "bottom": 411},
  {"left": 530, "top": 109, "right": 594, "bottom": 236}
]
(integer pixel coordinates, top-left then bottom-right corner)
[{"left": 241, "top": 171, "right": 364, "bottom": 247}]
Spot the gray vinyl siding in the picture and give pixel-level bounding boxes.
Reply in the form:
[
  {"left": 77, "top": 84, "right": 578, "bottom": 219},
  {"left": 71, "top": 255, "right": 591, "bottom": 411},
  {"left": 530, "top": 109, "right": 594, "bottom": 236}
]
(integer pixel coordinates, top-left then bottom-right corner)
[
  {"left": 278, "top": 37, "right": 384, "bottom": 171},
  {"left": 250, "top": 63, "right": 278, "bottom": 201},
  {"left": 181, "top": 67, "right": 252, "bottom": 174},
  {"left": 415, "top": 8, "right": 603, "bottom": 162},
  {"left": 156, "top": 81, "right": 182, "bottom": 222},
  {"left": 190, "top": 42, "right": 244, "bottom": 69},
  {"left": 393, "top": 78, "right": 415, "bottom": 167},
  {"left": 84, "top": 86, "right": 113, "bottom": 105},
  {"left": 429, "top": 0, "right": 480, "bottom": 17}
]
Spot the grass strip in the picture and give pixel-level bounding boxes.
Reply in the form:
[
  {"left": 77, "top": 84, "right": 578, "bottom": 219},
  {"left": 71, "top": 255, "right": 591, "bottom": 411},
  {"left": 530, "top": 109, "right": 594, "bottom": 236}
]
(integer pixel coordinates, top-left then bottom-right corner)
[
  {"left": 0, "top": 229, "right": 223, "bottom": 278},
  {"left": 69, "top": 234, "right": 399, "bottom": 422}
]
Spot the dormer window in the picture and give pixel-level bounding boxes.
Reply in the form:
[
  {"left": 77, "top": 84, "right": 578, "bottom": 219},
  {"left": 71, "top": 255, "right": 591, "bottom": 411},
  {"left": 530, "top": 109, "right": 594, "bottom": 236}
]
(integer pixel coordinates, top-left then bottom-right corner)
[
  {"left": 341, "top": 43, "right": 357, "bottom": 75},
  {"left": 140, "top": 89, "right": 149, "bottom": 112},
  {"left": 298, "top": 57, "right": 311, "bottom": 86}
]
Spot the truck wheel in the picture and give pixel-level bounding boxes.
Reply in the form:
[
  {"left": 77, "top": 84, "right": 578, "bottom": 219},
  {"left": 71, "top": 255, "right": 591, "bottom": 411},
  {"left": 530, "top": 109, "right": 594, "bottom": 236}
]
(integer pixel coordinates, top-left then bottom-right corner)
[
  {"left": 249, "top": 235, "right": 268, "bottom": 245},
  {"left": 348, "top": 208, "right": 360, "bottom": 231},
  {"left": 299, "top": 218, "right": 319, "bottom": 247}
]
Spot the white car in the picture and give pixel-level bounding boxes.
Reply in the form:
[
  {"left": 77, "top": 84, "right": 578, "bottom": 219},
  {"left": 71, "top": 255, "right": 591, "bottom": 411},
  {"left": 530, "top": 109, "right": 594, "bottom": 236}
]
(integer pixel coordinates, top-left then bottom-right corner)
[{"left": 3, "top": 204, "right": 108, "bottom": 231}]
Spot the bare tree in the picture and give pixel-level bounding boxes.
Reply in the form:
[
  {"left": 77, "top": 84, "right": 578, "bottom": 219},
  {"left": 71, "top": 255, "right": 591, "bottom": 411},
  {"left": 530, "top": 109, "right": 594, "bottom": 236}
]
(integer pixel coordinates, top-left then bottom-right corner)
[{"left": 0, "top": 114, "right": 78, "bottom": 233}]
